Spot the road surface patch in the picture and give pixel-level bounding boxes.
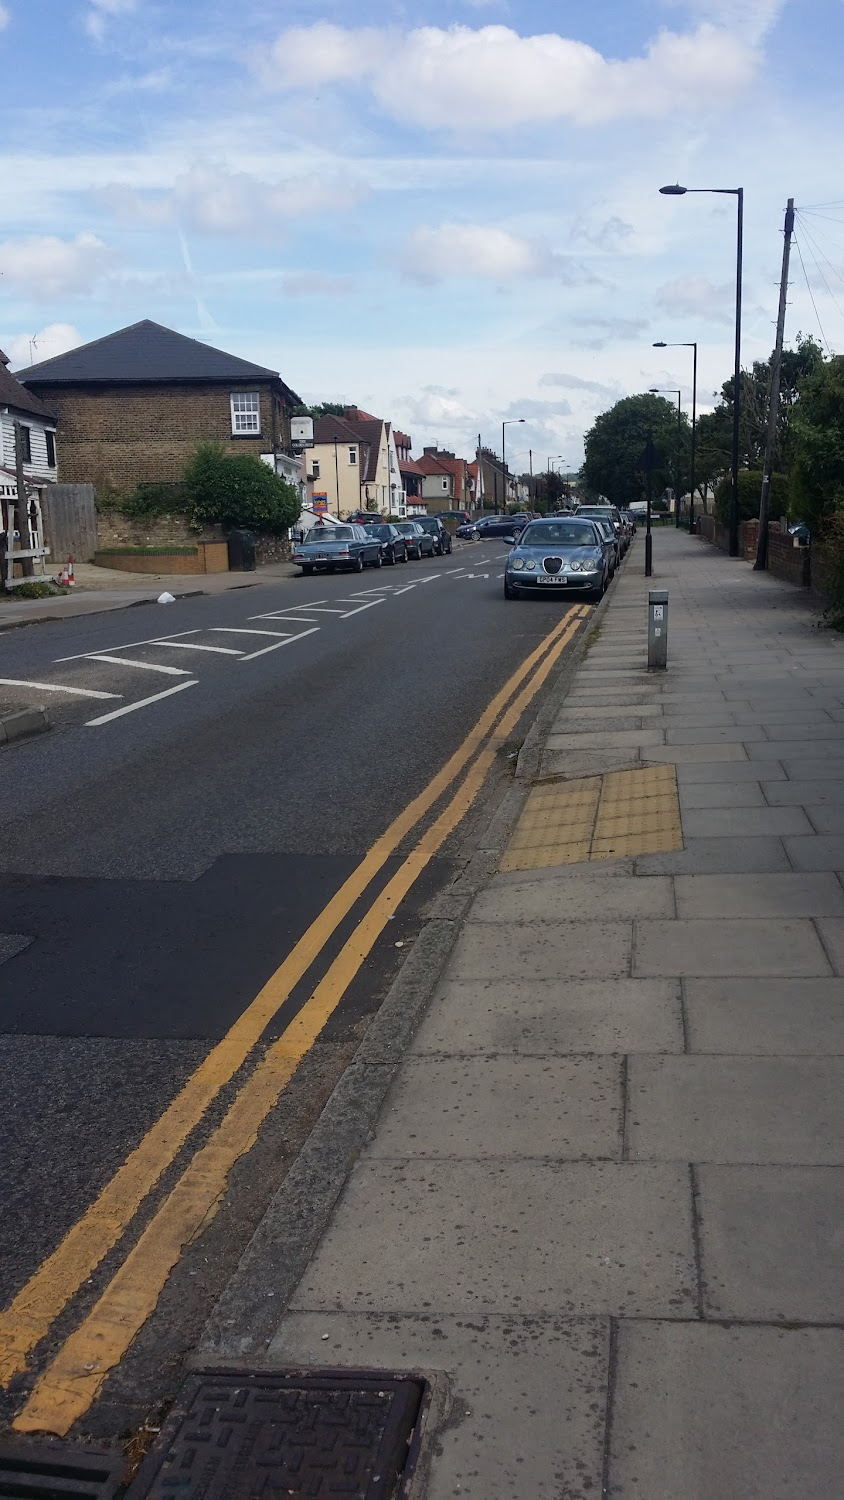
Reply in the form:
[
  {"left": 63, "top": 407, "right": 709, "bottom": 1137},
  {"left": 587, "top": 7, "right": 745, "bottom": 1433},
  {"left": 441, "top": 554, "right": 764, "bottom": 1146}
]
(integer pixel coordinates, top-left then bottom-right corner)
[
  {"left": 86, "top": 681, "right": 198, "bottom": 727},
  {"left": 501, "top": 765, "right": 683, "bottom": 871}
]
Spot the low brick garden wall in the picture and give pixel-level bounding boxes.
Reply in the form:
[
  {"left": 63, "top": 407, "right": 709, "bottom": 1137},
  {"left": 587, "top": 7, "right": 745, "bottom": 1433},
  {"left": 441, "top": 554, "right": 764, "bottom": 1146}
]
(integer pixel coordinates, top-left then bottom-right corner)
[
  {"left": 94, "top": 541, "right": 229, "bottom": 575},
  {"left": 698, "top": 515, "right": 814, "bottom": 593},
  {"left": 95, "top": 510, "right": 290, "bottom": 570}
]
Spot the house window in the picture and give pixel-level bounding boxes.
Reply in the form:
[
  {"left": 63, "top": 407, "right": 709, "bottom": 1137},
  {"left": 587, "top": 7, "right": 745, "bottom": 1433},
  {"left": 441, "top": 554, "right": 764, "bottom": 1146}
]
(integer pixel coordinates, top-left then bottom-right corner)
[
  {"left": 45, "top": 431, "right": 56, "bottom": 468},
  {"left": 441, "top": 477, "right": 449, "bottom": 491},
  {"left": 348, "top": 447, "right": 357, "bottom": 465},
  {"left": 19, "top": 426, "right": 32, "bottom": 464},
  {"left": 230, "top": 392, "right": 261, "bottom": 435},
  {"left": 311, "top": 459, "right": 320, "bottom": 479}
]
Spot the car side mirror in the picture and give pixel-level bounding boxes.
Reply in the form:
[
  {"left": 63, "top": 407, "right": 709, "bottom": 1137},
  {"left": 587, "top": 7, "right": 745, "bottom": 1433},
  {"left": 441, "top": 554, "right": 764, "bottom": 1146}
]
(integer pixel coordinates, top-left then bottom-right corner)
[{"left": 503, "top": 535, "right": 516, "bottom": 544}]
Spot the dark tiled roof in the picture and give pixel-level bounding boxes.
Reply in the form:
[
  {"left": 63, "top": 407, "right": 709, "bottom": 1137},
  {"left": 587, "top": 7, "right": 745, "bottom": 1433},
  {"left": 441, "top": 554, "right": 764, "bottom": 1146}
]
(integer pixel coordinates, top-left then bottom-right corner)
[
  {"left": 0, "top": 357, "right": 57, "bottom": 421},
  {"left": 17, "top": 320, "right": 301, "bottom": 401}
]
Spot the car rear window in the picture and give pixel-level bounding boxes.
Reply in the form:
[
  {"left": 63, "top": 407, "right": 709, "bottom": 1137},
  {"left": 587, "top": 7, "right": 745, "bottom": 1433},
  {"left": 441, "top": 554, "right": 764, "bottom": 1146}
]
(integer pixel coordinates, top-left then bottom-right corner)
[{"left": 306, "top": 526, "right": 353, "bottom": 541}]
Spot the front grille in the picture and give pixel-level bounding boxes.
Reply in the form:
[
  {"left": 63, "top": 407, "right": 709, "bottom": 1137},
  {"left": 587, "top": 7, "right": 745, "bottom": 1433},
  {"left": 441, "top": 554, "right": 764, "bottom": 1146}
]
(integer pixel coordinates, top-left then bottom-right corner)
[{"left": 543, "top": 556, "right": 563, "bottom": 575}]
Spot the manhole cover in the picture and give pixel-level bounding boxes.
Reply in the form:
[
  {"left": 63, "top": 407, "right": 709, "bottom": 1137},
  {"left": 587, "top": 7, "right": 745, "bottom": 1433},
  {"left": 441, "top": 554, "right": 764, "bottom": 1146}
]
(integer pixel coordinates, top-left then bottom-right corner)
[
  {"left": 0, "top": 1439, "right": 123, "bottom": 1500},
  {"left": 127, "top": 1369, "right": 426, "bottom": 1500}
]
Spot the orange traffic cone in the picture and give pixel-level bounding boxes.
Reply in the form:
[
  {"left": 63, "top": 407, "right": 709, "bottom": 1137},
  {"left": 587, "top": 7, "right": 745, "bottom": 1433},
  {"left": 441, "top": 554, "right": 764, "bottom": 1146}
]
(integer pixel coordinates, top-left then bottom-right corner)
[{"left": 66, "top": 556, "right": 75, "bottom": 587}]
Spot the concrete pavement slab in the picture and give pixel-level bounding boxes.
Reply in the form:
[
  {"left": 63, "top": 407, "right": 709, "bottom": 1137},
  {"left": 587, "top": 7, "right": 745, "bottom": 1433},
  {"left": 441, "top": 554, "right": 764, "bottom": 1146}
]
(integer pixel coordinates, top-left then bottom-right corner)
[
  {"left": 470, "top": 873, "right": 675, "bottom": 923},
  {"left": 634, "top": 917, "right": 829, "bottom": 976},
  {"left": 674, "top": 872, "right": 844, "bottom": 918},
  {"left": 559, "top": 702, "right": 664, "bottom": 719},
  {"left": 780, "top": 756, "right": 844, "bottom": 779},
  {"left": 815, "top": 917, "right": 844, "bottom": 974},
  {"left": 659, "top": 709, "right": 739, "bottom": 727},
  {"left": 679, "top": 781, "right": 767, "bottom": 808},
  {"left": 679, "top": 806, "right": 814, "bottom": 837},
  {"left": 784, "top": 835, "right": 844, "bottom": 870},
  {"left": 544, "top": 729, "right": 666, "bottom": 750},
  {"left": 748, "top": 738, "right": 844, "bottom": 760},
  {"left": 684, "top": 976, "right": 844, "bottom": 1054},
  {"left": 627, "top": 1056, "right": 844, "bottom": 1162},
  {"left": 676, "top": 760, "right": 785, "bottom": 782},
  {"left": 636, "top": 837, "right": 792, "bottom": 874},
  {"left": 664, "top": 723, "right": 767, "bottom": 744},
  {"left": 803, "top": 804, "right": 844, "bottom": 832},
  {"left": 411, "top": 978, "right": 684, "bottom": 1056},
  {"left": 762, "top": 777, "right": 844, "bottom": 804},
  {"left": 269, "top": 1313, "right": 608, "bottom": 1500},
  {"left": 644, "top": 742, "right": 748, "bottom": 763},
  {"left": 448, "top": 921, "right": 632, "bottom": 980},
  {"left": 363, "top": 1055, "right": 623, "bottom": 1159},
  {"left": 289, "top": 1160, "right": 696, "bottom": 1316},
  {"left": 539, "top": 748, "right": 642, "bottom": 779},
  {"left": 698, "top": 1165, "right": 844, "bottom": 1320},
  {"left": 760, "top": 720, "right": 844, "bottom": 740},
  {"left": 608, "top": 1323, "right": 844, "bottom": 1500}
]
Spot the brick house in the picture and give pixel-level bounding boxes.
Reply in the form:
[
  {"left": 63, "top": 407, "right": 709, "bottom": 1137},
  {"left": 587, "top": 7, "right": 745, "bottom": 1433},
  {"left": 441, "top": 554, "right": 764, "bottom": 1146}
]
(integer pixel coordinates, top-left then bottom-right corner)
[
  {"left": 18, "top": 320, "right": 302, "bottom": 495},
  {"left": 414, "top": 447, "right": 473, "bottom": 515}
]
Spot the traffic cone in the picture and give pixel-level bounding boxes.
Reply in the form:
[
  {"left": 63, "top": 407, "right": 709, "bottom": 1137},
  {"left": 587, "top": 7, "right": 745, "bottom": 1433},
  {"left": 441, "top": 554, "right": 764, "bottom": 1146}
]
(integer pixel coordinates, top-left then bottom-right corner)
[
  {"left": 66, "top": 556, "right": 75, "bottom": 587},
  {"left": 57, "top": 561, "right": 69, "bottom": 586}
]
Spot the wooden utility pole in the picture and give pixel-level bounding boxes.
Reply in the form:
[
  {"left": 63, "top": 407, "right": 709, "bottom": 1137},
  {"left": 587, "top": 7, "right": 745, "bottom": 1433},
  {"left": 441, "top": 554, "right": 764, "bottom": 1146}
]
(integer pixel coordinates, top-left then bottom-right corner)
[{"left": 755, "top": 198, "right": 794, "bottom": 571}]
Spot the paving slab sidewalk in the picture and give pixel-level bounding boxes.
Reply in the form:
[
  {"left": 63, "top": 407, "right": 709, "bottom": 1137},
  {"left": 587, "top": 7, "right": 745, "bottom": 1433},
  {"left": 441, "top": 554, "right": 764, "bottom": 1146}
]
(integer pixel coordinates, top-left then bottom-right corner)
[{"left": 204, "top": 531, "right": 844, "bottom": 1499}]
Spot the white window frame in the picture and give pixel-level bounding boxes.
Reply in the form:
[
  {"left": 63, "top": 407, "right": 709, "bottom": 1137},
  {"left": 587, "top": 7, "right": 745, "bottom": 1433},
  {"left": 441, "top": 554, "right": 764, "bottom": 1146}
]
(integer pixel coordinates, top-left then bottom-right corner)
[
  {"left": 441, "top": 476, "right": 449, "bottom": 492},
  {"left": 311, "top": 458, "right": 320, "bottom": 479},
  {"left": 230, "top": 392, "right": 261, "bottom": 436},
  {"left": 348, "top": 447, "right": 357, "bottom": 465}
]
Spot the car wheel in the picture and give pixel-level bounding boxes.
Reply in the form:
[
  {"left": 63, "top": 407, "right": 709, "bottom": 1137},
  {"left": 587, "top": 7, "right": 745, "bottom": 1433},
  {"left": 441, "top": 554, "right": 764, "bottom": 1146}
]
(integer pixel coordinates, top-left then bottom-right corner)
[
  {"left": 373, "top": 551, "right": 383, "bottom": 568},
  {"left": 433, "top": 540, "right": 442, "bottom": 556},
  {"left": 387, "top": 549, "right": 396, "bottom": 565},
  {"left": 301, "top": 564, "right": 314, "bottom": 576},
  {"left": 327, "top": 565, "right": 335, "bottom": 573},
  {"left": 354, "top": 554, "right": 364, "bottom": 572}
]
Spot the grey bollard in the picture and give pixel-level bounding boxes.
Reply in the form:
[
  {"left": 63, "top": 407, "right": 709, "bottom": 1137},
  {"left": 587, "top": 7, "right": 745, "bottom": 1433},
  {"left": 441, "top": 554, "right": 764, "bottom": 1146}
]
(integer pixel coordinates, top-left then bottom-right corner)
[{"left": 648, "top": 588, "right": 668, "bottom": 671}]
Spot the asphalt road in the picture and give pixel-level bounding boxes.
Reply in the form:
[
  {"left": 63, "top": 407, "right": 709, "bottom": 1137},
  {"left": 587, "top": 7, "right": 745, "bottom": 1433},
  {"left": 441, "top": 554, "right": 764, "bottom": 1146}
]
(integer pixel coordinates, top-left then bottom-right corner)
[{"left": 0, "top": 541, "right": 596, "bottom": 1439}]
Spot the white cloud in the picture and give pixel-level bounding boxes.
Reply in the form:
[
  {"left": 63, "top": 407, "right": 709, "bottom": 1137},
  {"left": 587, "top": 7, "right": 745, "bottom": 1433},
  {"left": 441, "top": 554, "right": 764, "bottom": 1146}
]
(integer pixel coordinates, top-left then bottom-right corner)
[
  {"left": 572, "top": 315, "right": 650, "bottom": 350},
  {"left": 571, "top": 216, "right": 634, "bottom": 251},
  {"left": 399, "top": 223, "right": 589, "bottom": 284},
  {"left": 0, "top": 233, "right": 119, "bottom": 298},
  {"left": 85, "top": 0, "right": 137, "bottom": 43},
  {"left": 666, "top": 0, "right": 787, "bottom": 43},
  {"left": 540, "top": 372, "right": 622, "bottom": 401},
  {"left": 0, "top": 6, "right": 10, "bottom": 32},
  {"left": 5, "top": 324, "right": 82, "bottom": 370},
  {"left": 656, "top": 275, "right": 734, "bottom": 323},
  {"left": 256, "top": 22, "right": 760, "bottom": 131},
  {"left": 101, "top": 164, "right": 366, "bottom": 238}
]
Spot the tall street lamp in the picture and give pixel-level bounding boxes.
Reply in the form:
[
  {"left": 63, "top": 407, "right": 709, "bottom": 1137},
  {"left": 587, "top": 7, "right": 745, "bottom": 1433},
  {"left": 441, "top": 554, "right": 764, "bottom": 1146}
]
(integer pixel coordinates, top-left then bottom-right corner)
[
  {"left": 502, "top": 418, "right": 525, "bottom": 511},
  {"left": 649, "top": 388, "right": 683, "bottom": 527},
  {"left": 654, "top": 341, "right": 697, "bottom": 533},
  {"left": 660, "top": 183, "right": 743, "bottom": 556},
  {"left": 547, "top": 454, "right": 563, "bottom": 511}
]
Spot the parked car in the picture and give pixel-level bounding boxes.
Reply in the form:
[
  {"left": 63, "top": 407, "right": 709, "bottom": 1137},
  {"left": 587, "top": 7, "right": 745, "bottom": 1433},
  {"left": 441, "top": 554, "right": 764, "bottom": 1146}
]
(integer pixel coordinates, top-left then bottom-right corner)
[
  {"left": 458, "top": 515, "right": 530, "bottom": 541},
  {"left": 439, "top": 510, "right": 471, "bottom": 526},
  {"left": 412, "top": 516, "right": 453, "bottom": 555},
  {"left": 503, "top": 518, "right": 610, "bottom": 600},
  {"left": 292, "top": 523, "right": 383, "bottom": 574},
  {"left": 576, "top": 504, "right": 629, "bottom": 554},
  {"left": 362, "top": 523, "right": 409, "bottom": 564},
  {"left": 620, "top": 508, "right": 637, "bottom": 534},
  {"left": 394, "top": 520, "right": 437, "bottom": 559},
  {"left": 592, "top": 517, "right": 620, "bottom": 573},
  {"left": 349, "top": 510, "right": 384, "bottom": 526}
]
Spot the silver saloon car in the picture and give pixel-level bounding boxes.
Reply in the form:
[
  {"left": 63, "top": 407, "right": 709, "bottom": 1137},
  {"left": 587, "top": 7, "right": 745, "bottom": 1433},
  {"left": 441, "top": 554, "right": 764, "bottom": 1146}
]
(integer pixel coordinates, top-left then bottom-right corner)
[
  {"left": 504, "top": 517, "right": 609, "bottom": 600},
  {"left": 292, "top": 524, "right": 382, "bottom": 575}
]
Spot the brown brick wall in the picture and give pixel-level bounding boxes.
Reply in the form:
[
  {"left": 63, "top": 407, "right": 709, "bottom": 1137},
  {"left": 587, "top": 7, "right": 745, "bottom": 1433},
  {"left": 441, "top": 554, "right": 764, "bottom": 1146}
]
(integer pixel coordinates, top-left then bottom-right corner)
[
  {"left": 96, "top": 512, "right": 224, "bottom": 549},
  {"left": 34, "top": 382, "right": 291, "bottom": 493}
]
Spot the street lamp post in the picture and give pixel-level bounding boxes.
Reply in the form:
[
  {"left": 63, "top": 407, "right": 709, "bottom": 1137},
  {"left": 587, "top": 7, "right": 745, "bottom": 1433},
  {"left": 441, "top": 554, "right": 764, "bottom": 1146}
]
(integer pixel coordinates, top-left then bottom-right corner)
[
  {"left": 660, "top": 183, "right": 743, "bottom": 556},
  {"left": 654, "top": 341, "right": 697, "bottom": 532},
  {"left": 649, "top": 387, "right": 682, "bottom": 527},
  {"left": 546, "top": 455, "right": 563, "bottom": 512},
  {"left": 502, "top": 419, "right": 525, "bottom": 512}
]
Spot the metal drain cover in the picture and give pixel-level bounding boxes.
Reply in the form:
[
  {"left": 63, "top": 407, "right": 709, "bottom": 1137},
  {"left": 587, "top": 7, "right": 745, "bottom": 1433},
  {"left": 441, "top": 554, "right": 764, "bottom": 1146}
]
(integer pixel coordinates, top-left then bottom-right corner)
[
  {"left": 0, "top": 1439, "right": 123, "bottom": 1500},
  {"left": 127, "top": 1369, "right": 425, "bottom": 1500}
]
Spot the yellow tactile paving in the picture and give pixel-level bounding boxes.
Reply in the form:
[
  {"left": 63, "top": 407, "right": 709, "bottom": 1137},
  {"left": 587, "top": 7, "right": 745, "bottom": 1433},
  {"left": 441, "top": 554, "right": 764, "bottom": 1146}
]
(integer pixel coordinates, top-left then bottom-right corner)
[{"left": 500, "top": 764, "right": 683, "bottom": 870}]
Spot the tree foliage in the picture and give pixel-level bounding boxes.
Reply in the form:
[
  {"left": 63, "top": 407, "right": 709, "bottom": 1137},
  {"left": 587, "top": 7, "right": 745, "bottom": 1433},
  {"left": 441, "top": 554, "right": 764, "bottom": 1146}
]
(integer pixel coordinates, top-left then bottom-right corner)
[
  {"left": 582, "top": 393, "right": 690, "bottom": 508},
  {"left": 789, "top": 355, "right": 844, "bottom": 531},
  {"left": 714, "top": 469, "right": 790, "bottom": 526},
  {"left": 183, "top": 443, "right": 300, "bottom": 534},
  {"left": 293, "top": 401, "right": 348, "bottom": 418}
]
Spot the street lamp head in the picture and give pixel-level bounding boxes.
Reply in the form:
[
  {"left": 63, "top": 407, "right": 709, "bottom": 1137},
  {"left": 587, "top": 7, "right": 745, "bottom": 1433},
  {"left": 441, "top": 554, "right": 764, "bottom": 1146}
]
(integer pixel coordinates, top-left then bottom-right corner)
[
  {"left": 660, "top": 183, "right": 687, "bottom": 195},
  {"left": 648, "top": 387, "right": 660, "bottom": 393},
  {"left": 653, "top": 341, "right": 667, "bottom": 348}
]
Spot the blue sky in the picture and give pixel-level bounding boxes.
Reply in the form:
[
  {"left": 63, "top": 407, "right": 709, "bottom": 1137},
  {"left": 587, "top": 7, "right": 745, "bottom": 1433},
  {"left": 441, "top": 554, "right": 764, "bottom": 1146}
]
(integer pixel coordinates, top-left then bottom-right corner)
[{"left": 3, "top": 0, "right": 843, "bottom": 472}]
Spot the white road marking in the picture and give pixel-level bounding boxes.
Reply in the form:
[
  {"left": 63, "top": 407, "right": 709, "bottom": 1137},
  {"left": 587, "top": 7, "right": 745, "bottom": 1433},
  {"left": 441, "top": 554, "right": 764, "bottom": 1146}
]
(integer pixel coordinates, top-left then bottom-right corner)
[
  {"left": 238, "top": 627, "right": 320, "bottom": 661},
  {"left": 416, "top": 574, "right": 441, "bottom": 583},
  {"left": 56, "top": 630, "right": 200, "bottom": 663},
  {"left": 337, "top": 599, "right": 385, "bottom": 618},
  {"left": 0, "top": 677, "right": 120, "bottom": 701},
  {"left": 391, "top": 584, "right": 416, "bottom": 596},
  {"left": 86, "top": 680, "right": 198, "bottom": 726},
  {"left": 497, "top": 572, "right": 505, "bottom": 579},
  {"left": 249, "top": 612, "right": 322, "bottom": 624},
  {"left": 348, "top": 585, "right": 395, "bottom": 596},
  {"left": 210, "top": 628, "right": 294, "bottom": 638},
  {"left": 461, "top": 573, "right": 490, "bottom": 580},
  {"left": 157, "top": 641, "right": 244, "bottom": 656},
  {"left": 86, "top": 655, "right": 191, "bottom": 677}
]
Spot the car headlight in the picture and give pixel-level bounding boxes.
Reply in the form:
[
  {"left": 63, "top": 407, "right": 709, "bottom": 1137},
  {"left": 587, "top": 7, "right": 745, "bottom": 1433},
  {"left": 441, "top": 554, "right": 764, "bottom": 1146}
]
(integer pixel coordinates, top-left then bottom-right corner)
[
  {"left": 512, "top": 557, "right": 525, "bottom": 571},
  {"left": 523, "top": 559, "right": 536, "bottom": 571},
  {"left": 570, "top": 559, "right": 582, "bottom": 571}
]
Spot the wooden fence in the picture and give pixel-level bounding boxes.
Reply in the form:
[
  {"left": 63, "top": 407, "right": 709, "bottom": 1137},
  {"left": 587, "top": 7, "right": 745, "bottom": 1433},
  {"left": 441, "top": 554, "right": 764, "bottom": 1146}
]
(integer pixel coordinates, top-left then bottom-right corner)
[{"left": 40, "top": 484, "right": 97, "bottom": 563}]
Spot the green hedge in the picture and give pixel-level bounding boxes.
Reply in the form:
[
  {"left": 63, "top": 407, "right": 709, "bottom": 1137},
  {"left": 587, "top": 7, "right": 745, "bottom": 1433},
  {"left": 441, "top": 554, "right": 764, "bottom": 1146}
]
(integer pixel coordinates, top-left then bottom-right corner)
[{"left": 714, "top": 469, "right": 790, "bottom": 524}]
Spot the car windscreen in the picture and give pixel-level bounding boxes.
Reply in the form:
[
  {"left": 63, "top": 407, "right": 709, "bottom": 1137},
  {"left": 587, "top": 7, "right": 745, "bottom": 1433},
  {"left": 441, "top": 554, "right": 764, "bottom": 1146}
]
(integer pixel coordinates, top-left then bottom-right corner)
[
  {"left": 415, "top": 519, "right": 438, "bottom": 531},
  {"left": 306, "top": 526, "right": 353, "bottom": 541},
  {"left": 364, "top": 525, "right": 392, "bottom": 537},
  {"left": 578, "top": 508, "right": 615, "bottom": 519},
  {"left": 396, "top": 523, "right": 420, "bottom": 533},
  {"left": 521, "top": 522, "right": 599, "bottom": 547}
]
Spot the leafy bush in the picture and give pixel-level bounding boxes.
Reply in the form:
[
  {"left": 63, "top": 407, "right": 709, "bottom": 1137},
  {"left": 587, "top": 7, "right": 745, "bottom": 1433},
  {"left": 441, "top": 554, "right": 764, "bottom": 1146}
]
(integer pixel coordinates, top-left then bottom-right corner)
[
  {"left": 120, "top": 483, "right": 189, "bottom": 520},
  {"left": 714, "top": 469, "right": 790, "bottom": 525},
  {"left": 10, "top": 580, "right": 60, "bottom": 599},
  {"left": 817, "top": 511, "right": 844, "bottom": 630},
  {"left": 183, "top": 443, "right": 300, "bottom": 535}
]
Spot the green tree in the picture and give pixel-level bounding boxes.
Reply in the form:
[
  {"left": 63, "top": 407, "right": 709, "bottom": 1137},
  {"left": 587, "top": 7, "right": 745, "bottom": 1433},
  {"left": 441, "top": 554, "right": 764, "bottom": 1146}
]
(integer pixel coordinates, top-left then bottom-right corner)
[
  {"left": 293, "top": 401, "right": 348, "bottom": 418},
  {"left": 790, "top": 354, "right": 844, "bottom": 530},
  {"left": 582, "top": 393, "right": 690, "bottom": 508},
  {"left": 714, "top": 469, "right": 790, "bottom": 525},
  {"left": 183, "top": 443, "right": 300, "bottom": 534}
]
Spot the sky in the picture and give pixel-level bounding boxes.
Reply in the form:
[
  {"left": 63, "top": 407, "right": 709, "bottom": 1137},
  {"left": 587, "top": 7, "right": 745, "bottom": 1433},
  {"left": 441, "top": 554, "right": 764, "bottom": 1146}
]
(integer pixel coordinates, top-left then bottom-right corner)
[{"left": 2, "top": 0, "right": 844, "bottom": 475}]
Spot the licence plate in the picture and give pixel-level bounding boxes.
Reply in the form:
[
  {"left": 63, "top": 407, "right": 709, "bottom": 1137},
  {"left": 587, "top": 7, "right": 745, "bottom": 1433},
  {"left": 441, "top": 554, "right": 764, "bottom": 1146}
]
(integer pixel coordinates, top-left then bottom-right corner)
[{"left": 538, "top": 575, "right": 567, "bottom": 584}]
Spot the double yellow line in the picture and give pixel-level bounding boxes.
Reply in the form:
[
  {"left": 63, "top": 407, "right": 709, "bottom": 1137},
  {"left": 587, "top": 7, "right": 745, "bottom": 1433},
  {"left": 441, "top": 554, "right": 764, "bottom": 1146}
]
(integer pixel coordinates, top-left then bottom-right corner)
[{"left": 5, "top": 603, "right": 587, "bottom": 1436}]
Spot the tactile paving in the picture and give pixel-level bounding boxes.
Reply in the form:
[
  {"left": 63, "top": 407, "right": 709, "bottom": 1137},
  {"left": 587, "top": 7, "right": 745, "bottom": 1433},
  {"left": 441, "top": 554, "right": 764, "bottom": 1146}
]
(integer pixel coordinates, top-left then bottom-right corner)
[{"left": 500, "top": 765, "right": 683, "bottom": 870}]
